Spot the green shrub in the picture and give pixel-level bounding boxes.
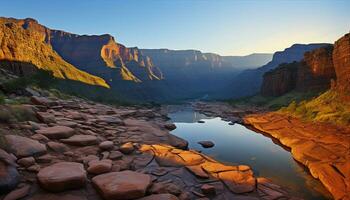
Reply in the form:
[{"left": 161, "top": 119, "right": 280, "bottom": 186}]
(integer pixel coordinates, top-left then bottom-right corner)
[{"left": 0, "top": 105, "right": 37, "bottom": 123}]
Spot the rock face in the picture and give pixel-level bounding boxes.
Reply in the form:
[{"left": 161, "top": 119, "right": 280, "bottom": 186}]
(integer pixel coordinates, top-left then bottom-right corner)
[
  {"left": 49, "top": 31, "right": 163, "bottom": 82},
  {"left": 92, "top": 170, "right": 151, "bottom": 200},
  {"left": 232, "top": 43, "right": 331, "bottom": 97},
  {"left": 37, "top": 162, "right": 87, "bottom": 192},
  {"left": 0, "top": 17, "right": 109, "bottom": 88},
  {"left": 333, "top": 32, "right": 350, "bottom": 98},
  {"left": 261, "top": 45, "right": 336, "bottom": 96},
  {"left": 244, "top": 113, "right": 350, "bottom": 200}
]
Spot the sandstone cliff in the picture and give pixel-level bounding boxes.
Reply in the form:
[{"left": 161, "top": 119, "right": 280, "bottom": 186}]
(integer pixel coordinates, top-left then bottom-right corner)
[
  {"left": 261, "top": 45, "right": 337, "bottom": 97},
  {"left": 0, "top": 17, "right": 162, "bottom": 86},
  {"left": 229, "top": 43, "right": 330, "bottom": 98},
  {"left": 333, "top": 32, "right": 350, "bottom": 98},
  {"left": 49, "top": 30, "right": 163, "bottom": 82},
  {"left": 0, "top": 17, "right": 109, "bottom": 88}
]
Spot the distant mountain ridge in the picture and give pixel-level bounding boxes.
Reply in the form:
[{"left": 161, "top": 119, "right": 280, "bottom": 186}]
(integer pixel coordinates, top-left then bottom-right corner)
[{"left": 230, "top": 43, "right": 331, "bottom": 98}]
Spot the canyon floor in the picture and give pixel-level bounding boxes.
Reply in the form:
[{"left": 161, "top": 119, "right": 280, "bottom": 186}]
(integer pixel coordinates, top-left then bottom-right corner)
[
  {"left": 0, "top": 96, "right": 301, "bottom": 200},
  {"left": 196, "top": 102, "right": 350, "bottom": 200}
]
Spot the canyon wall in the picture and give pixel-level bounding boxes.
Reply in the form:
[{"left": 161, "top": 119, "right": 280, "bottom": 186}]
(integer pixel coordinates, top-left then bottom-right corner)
[
  {"left": 49, "top": 31, "right": 163, "bottom": 82},
  {"left": 333, "top": 33, "right": 350, "bottom": 98},
  {"left": 0, "top": 17, "right": 109, "bottom": 88},
  {"left": 230, "top": 44, "right": 330, "bottom": 98},
  {"left": 261, "top": 45, "right": 337, "bottom": 97}
]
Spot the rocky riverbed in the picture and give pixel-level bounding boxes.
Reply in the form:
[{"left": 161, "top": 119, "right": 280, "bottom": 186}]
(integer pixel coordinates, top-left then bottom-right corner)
[
  {"left": 0, "top": 97, "right": 300, "bottom": 200},
  {"left": 194, "top": 101, "right": 350, "bottom": 200}
]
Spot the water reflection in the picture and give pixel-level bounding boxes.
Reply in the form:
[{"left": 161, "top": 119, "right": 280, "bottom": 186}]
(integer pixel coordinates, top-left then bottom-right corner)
[{"left": 168, "top": 105, "right": 331, "bottom": 200}]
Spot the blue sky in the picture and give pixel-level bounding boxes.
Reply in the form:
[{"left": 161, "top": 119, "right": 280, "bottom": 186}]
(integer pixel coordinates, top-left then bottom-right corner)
[{"left": 1, "top": 0, "right": 349, "bottom": 55}]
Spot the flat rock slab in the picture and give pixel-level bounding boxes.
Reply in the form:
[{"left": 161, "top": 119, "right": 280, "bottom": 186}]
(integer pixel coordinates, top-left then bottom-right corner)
[
  {"left": 35, "top": 126, "right": 74, "bottom": 139},
  {"left": 218, "top": 170, "right": 256, "bottom": 194},
  {"left": 47, "top": 142, "right": 69, "bottom": 153},
  {"left": 60, "top": 135, "right": 98, "bottom": 146},
  {"left": 5, "top": 135, "right": 47, "bottom": 157},
  {"left": 37, "top": 162, "right": 86, "bottom": 192},
  {"left": 92, "top": 170, "right": 151, "bottom": 200}
]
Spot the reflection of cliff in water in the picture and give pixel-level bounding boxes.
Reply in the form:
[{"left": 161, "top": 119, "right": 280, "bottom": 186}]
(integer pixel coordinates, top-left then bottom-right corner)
[{"left": 166, "top": 105, "right": 211, "bottom": 123}]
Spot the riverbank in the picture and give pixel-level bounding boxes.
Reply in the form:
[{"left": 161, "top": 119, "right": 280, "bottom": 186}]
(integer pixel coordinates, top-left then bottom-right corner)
[
  {"left": 193, "top": 101, "right": 349, "bottom": 200},
  {"left": 0, "top": 96, "right": 298, "bottom": 200},
  {"left": 244, "top": 112, "right": 350, "bottom": 200}
]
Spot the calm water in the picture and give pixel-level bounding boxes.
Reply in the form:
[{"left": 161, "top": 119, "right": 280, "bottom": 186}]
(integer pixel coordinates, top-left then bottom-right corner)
[{"left": 168, "top": 105, "right": 331, "bottom": 200}]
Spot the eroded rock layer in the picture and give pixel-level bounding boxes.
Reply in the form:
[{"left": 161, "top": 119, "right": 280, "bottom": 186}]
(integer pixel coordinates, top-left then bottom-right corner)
[
  {"left": 245, "top": 113, "right": 350, "bottom": 200},
  {"left": 261, "top": 45, "right": 336, "bottom": 96}
]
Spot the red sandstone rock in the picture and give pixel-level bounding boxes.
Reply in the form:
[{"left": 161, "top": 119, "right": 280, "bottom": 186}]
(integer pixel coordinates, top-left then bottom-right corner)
[
  {"left": 5, "top": 135, "right": 47, "bottom": 157},
  {"left": 87, "top": 159, "right": 112, "bottom": 175},
  {"left": 92, "top": 170, "right": 151, "bottom": 200},
  {"left": 37, "top": 162, "right": 87, "bottom": 192},
  {"left": 35, "top": 126, "right": 74, "bottom": 139},
  {"left": 60, "top": 135, "right": 98, "bottom": 146},
  {"left": 333, "top": 32, "right": 350, "bottom": 98}
]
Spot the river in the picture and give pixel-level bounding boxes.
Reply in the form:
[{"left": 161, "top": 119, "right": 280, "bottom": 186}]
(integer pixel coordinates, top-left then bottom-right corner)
[{"left": 168, "top": 105, "right": 331, "bottom": 200}]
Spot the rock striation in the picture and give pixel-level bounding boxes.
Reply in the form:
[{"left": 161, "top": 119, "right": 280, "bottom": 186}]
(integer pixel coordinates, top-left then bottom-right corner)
[
  {"left": 49, "top": 30, "right": 163, "bottom": 82},
  {"left": 231, "top": 43, "right": 331, "bottom": 97},
  {"left": 333, "top": 32, "right": 350, "bottom": 99},
  {"left": 245, "top": 113, "right": 350, "bottom": 200},
  {"left": 261, "top": 45, "right": 336, "bottom": 96}
]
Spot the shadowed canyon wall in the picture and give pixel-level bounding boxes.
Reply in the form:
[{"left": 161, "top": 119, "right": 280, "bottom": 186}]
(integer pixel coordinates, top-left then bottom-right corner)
[
  {"left": 261, "top": 32, "right": 350, "bottom": 98},
  {"left": 230, "top": 43, "right": 331, "bottom": 98}
]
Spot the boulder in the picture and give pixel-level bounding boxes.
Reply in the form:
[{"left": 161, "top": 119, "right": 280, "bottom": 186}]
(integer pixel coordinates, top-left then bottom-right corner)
[
  {"left": 36, "top": 112, "right": 56, "bottom": 124},
  {"left": 0, "top": 149, "right": 20, "bottom": 193},
  {"left": 47, "top": 142, "right": 69, "bottom": 153},
  {"left": 99, "top": 141, "right": 114, "bottom": 150},
  {"left": 198, "top": 141, "right": 215, "bottom": 148},
  {"left": 108, "top": 151, "right": 123, "bottom": 160},
  {"left": 92, "top": 170, "right": 151, "bottom": 200},
  {"left": 149, "top": 182, "right": 182, "bottom": 196},
  {"left": 168, "top": 134, "right": 188, "bottom": 150},
  {"left": 3, "top": 184, "right": 31, "bottom": 200},
  {"left": 60, "top": 135, "right": 98, "bottom": 146},
  {"left": 37, "top": 162, "right": 86, "bottom": 192},
  {"left": 17, "top": 157, "right": 35, "bottom": 167},
  {"left": 201, "top": 184, "right": 216, "bottom": 195},
  {"left": 35, "top": 126, "right": 74, "bottom": 139},
  {"left": 87, "top": 159, "right": 112, "bottom": 175},
  {"left": 164, "top": 123, "right": 176, "bottom": 130},
  {"left": 5, "top": 135, "right": 47, "bottom": 157}
]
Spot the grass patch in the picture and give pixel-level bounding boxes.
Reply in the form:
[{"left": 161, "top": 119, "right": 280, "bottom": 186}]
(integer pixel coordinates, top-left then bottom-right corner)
[
  {"left": 0, "top": 105, "right": 37, "bottom": 123},
  {"left": 228, "top": 90, "right": 322, "bottom": 110},
  {"left": 279, "top": 90, "right": 350, "bottom": 125}
]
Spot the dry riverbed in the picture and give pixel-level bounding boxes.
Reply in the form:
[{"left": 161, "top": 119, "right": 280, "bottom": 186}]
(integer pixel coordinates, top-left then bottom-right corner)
[{"left": 0, "top": 97, "right": 300, "bottom": 200}]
